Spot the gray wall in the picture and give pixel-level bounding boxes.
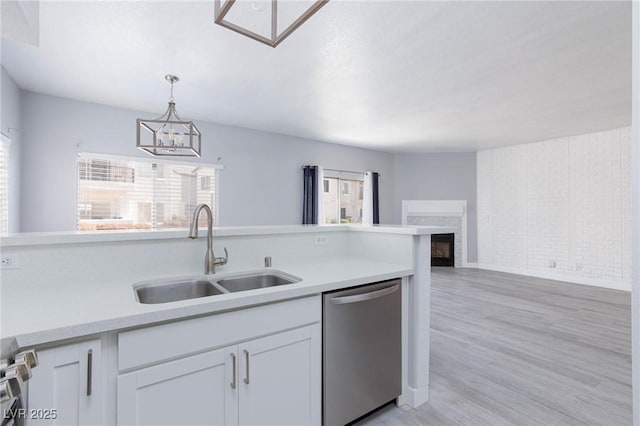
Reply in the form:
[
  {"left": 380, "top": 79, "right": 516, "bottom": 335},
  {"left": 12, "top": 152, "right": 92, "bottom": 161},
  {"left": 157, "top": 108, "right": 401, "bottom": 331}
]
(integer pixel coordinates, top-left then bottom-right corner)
[
  {"left": 19, "top": 91, "right": 395, "bottom": 232},
  {"left": 393, "top": 152, "right": 478, "bottom": 262},
  {"left": 1, "top": 66, "right": 21, "bottom": 233}
]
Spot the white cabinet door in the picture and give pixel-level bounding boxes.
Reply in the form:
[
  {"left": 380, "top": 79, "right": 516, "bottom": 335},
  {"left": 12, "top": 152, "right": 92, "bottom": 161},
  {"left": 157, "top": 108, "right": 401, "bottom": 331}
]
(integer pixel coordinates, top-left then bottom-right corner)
[
  {"left": 117, "top": 347, "right": 237, "bottom": 426},
  {"left": 238, "top": 325, "right": 320, "bottom": 426},
  {"left": 26, "top": 339, "right": 102, "bottom": 426}
]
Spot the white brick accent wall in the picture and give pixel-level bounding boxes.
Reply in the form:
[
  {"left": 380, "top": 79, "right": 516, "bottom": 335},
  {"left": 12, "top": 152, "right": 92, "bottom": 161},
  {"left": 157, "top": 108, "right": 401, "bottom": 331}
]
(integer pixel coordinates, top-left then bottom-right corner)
[{"left": 477, "top": 127, "right": 632, "bottom": 291}]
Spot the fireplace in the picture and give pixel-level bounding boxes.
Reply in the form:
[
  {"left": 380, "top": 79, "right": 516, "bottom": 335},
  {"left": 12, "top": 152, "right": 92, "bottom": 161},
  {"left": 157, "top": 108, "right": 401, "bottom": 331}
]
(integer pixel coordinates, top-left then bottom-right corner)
[
  {"left": 431, "top": 233, "right": 455, "bottom": 267},
  {"left": 403, "top": 200, "right": 467, "bottom": 268}
]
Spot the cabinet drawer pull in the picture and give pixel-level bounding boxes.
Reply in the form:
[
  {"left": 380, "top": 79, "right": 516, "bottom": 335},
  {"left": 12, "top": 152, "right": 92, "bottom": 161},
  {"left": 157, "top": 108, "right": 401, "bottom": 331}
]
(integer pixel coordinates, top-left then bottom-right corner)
[
  {"left": 243, "top": 350, "right": 250, "bottom": 384},
  {"left": 230, "top": 353, "right": 237, "bottom": 389},
  {"left": 86, "top": 349, "right": 93, "bottom": 396}
]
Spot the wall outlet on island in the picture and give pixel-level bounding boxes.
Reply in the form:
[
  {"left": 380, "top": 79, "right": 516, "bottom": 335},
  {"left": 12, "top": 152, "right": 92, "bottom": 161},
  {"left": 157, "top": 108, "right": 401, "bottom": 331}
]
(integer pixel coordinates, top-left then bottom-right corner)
[
  {"left": 314, "top": 235, "right": 328, "bottom": 246},
  {"left": 1, "top": 254, "right": 19, "bottom": 269}
]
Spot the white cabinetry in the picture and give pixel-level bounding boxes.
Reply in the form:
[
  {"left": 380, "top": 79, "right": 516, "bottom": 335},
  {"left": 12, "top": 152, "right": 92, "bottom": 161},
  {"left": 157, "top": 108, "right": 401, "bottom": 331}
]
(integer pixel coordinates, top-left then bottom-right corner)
[
  {"left": 116, "top": 296, "right": 321, "bottom": 426},
  {"left": 117, "top": 326, "right": 319, "bottom": 426},
  {"left": 26, "top": 339, "right": 102, "bottom": 426},
  {"left": 117, "top": 347, "right": 237, "bottom": 426},
  {"left": 238, "top": 326, "right": 319, "bottom": 426}
]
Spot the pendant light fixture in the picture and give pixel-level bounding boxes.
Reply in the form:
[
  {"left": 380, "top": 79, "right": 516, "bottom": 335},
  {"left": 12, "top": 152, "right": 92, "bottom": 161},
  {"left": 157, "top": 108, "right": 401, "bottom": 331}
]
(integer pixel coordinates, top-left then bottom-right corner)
[
  {"left": 214, "top": 0, "right": 328, "bottom": 48},
  {"left": 137, "top": 75, "right": 202, "bottom": 157}
]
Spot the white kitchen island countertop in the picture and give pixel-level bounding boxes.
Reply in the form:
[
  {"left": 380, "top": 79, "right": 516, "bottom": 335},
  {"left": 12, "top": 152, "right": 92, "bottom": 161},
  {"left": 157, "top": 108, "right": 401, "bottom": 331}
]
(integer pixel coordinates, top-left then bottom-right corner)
[
  {"left": 2, "top": 256, "right": 412, "bottom": 348},
  {"left": 1, "top": 224, "right": 446, "bottom": 409}
]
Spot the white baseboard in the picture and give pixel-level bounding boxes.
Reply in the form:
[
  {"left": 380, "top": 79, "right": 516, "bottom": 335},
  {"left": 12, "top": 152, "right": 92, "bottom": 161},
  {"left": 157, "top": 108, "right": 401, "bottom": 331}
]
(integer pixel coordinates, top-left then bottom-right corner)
[
  {"left": 477, "top": 263, "right": 631, "bottom": 291},
  {"left": 461, "top": 262, "right": 478, "bottom": 268}
]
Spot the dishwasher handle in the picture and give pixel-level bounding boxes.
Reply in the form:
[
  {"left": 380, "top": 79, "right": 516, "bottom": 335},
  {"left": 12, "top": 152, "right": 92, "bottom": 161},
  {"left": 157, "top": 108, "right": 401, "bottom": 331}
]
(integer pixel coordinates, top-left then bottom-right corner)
[{"left": 329, "top": 284, "right": 399, "bottom": 305}]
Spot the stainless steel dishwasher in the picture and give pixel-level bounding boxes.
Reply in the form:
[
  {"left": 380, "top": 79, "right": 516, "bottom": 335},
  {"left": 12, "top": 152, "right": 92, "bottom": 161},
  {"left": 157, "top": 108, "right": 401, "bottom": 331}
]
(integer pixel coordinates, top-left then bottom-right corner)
[{"left": 323, "top": 279, "right": 401, "bottom": 426}]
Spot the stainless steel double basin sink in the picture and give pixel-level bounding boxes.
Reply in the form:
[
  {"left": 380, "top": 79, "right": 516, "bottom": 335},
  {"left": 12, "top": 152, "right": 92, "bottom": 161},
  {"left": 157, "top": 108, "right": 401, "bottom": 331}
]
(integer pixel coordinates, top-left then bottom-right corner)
[{"left": 133, "top": 270, "right": 302, "bottom": 304}]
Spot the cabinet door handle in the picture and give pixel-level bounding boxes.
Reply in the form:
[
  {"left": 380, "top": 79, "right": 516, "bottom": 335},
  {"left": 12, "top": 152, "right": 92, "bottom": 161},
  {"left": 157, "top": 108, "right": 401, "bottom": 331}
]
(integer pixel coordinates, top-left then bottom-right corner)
[
  {"left": 230, "top": 353, "right": 237, "bottom": 389},
  {"left": 86, "top": 349, "right": 93, "bottom": 396},
  {"left": 243, "top": 350, "right": 250, "bottom": 384}
]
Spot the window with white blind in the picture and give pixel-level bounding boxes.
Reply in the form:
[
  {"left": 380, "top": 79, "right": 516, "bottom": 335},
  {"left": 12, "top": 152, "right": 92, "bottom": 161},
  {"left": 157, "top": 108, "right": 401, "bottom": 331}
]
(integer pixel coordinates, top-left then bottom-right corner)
[
  {"left": 0, "top": 134, "right": 10, "bottom": 236},
  {"left": 77, "top": 153, "right": 221, "bottom": 231}
]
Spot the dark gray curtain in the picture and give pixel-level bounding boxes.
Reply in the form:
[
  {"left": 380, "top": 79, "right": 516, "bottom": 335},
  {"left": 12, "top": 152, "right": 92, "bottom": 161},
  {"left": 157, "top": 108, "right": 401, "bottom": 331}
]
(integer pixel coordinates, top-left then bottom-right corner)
[
  {"left": 372, "top": 172, "right": 380, "bottom": 225},
  {"left": 302, "top": 165, "right": 318, "bottom": 224}
]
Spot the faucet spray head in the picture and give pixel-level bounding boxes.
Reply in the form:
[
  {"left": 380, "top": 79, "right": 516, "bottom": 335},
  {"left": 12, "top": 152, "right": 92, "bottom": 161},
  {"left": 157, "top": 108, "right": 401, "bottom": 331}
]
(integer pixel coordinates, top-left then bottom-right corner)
[
  {"left": 188, "top": 212, "right": 199, "bottom": 239},
  {"left": 188, "top": 224, "right": 198, "bottom": 239}
]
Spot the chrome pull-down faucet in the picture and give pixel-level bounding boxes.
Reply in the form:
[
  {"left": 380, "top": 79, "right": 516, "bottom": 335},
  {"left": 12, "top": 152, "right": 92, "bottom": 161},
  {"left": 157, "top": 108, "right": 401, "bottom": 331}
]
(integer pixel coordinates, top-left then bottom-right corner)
[{"left": 188, "top": 204, "right": 228, "bottom": 274}]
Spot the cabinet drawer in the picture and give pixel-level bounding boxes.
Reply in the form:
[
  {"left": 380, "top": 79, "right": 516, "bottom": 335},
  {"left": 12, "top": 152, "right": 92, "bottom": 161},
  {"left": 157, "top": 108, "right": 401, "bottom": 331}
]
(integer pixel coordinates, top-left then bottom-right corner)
[{"left": 119, "top": 295, "right": 320, "bottom": 371}]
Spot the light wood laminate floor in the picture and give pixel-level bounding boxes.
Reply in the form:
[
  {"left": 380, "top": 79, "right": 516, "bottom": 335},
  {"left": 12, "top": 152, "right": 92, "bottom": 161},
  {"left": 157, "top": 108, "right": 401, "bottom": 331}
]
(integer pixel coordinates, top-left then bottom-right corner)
[{"left": 358, "top": 268, "right": 632, "bottom": 426}]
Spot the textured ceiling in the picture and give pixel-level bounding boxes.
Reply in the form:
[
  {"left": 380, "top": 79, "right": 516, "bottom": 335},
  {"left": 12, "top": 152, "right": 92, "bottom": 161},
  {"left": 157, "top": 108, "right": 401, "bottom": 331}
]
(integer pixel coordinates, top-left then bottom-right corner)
[{"left": 1, "top": 1, "right": 632, "bottom": 153}]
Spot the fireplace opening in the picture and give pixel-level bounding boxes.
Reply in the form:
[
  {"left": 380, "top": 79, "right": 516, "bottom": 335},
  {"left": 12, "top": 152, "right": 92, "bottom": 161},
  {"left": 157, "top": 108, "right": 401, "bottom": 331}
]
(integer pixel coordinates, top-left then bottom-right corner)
[{"left": 431, "top": 233, "right": 455, "bottom": 267}]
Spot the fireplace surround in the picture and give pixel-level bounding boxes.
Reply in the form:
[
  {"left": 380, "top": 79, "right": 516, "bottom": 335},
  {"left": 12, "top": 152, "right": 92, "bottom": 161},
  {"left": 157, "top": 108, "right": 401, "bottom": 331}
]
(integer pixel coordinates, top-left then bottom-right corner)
[{"left": 402, "top": 200, "right": 468, "bottom": 267}]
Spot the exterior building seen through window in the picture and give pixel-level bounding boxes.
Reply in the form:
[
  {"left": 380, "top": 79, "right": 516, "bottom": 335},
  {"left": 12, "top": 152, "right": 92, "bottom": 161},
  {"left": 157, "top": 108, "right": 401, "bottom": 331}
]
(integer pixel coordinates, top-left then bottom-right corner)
[
  {"left": 77, "top": 153, "right": 220, "bottom": 231},
  {"left": 322, "top": 176, "right": 363, "bottom": 224}
]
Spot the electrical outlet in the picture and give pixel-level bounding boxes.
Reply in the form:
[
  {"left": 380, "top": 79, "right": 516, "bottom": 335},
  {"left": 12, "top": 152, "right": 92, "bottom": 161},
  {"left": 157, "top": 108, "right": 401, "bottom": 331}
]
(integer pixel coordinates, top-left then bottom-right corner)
[
  {"left": 576, "top": 263, "right": 583, "bottom": 271},
  {"left": 1, "top": 254, "right": 19, "bottom": 269},
  {"left": 314, "top": 235, "right": 328, "bottom": 246},
  {"left": 549, "top": 260, "right": 556, "bottom": 269}
]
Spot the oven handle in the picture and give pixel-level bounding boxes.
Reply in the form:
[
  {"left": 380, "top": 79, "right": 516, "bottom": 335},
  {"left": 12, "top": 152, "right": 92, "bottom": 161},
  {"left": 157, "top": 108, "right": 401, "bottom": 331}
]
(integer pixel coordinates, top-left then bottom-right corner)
[{"left": 329, "top": 284, "right": 399, "bottom": 305}]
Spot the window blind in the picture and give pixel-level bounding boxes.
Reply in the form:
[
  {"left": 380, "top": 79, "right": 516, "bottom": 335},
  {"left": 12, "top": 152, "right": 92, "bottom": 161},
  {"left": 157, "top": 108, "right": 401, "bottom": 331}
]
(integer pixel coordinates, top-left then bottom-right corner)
[
  {"left": 77, "top": 153, "right": 220, "bottom": 231},
  {"left": 0, "top": 135, "right": 10, "bottom": 236}
]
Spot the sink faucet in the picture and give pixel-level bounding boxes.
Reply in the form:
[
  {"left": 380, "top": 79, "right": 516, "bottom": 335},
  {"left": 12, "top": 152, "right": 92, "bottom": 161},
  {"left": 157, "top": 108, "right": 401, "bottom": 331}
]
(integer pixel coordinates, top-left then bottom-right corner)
[{"left": 188, "top": 204, "right": 228, "bottom": 274}]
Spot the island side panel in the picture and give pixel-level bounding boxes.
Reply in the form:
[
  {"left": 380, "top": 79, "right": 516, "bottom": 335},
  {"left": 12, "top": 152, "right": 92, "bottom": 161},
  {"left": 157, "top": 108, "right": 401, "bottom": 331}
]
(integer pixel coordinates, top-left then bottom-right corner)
[{"left": 407, "top": 233, "right": 431, "bottom": 408}]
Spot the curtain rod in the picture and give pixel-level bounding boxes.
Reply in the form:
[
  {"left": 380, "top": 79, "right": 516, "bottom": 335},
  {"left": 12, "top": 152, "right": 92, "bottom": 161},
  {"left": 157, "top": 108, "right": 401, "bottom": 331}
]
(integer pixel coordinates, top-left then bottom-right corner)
[
  {"left": 324, "top": 167, "right": 367, "bottom": 175},
  {"left": 301, "top": 166, "right": 378, "bottom": 176}
]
